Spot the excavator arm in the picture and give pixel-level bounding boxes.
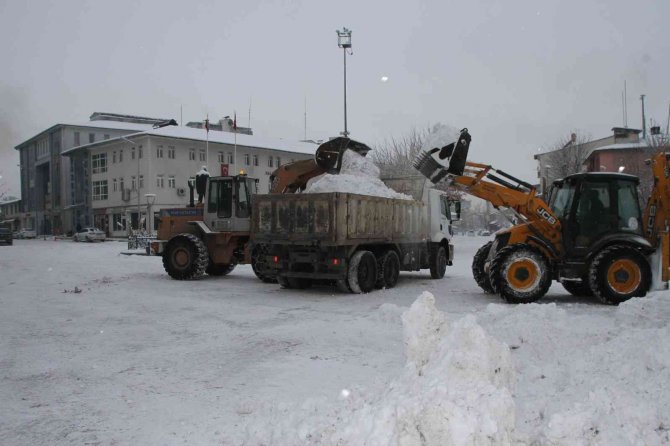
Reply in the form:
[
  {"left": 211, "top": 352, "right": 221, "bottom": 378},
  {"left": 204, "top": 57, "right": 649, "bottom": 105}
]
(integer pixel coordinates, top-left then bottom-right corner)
[
  {"left": 269, "top": 137, "right": 373, "bottom": 193},
  {"left": 642, "top": 151, "right": 670, "bottom": 282}
]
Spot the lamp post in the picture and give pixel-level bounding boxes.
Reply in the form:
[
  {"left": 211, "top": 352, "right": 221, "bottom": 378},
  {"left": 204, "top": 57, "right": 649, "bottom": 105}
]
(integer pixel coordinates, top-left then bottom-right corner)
[
  {"left": 336, "top": 27, "right": 352, "bottom": 138},
  {"left": 144, "top": 193, "right": 156, "bottom": 235}
]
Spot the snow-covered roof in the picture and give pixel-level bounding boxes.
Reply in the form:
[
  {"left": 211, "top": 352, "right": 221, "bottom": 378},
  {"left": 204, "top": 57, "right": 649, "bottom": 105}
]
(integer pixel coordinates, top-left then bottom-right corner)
[
  {"left": 63, "top": 125, "right": 318, "bottom": 156},
  {"left": 0, "top": 198, "right": 21, "bottom": 205},
  {"left": 63, "top": 120, "right": 156, "bottom": 132},
  {"left": 586, "top": 141, "right": 649, "bottom": 154}
]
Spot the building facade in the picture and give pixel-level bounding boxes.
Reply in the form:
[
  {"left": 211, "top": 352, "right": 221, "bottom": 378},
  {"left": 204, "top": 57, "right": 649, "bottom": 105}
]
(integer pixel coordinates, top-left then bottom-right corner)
[
  {"left": 63, "top": 125, "right": 316, "bottom": 237},
  {"left": 14, "top": 113, "right": 168, "bottom": 235},
  {"left": 0, "top": 198, "right": 22, "bottom": 232}
]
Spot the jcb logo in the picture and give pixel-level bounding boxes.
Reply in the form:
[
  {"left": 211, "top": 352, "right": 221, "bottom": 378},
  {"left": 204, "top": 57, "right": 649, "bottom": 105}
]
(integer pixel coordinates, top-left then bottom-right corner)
[{"left": 536, "top": 207, "right": 557, "bottom": 225}]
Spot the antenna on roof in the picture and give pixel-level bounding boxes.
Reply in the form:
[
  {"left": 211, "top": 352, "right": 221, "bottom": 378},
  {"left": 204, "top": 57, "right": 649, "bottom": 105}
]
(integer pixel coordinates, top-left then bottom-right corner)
[
  {"left": 624, "top": 80, "right": 628, "bottom": 127},
  {"left": 248, "top": 97, "right": 252, "bottom": 128},
  {"left": 304, "top": 96, "right": 307, "bottom": 140}
]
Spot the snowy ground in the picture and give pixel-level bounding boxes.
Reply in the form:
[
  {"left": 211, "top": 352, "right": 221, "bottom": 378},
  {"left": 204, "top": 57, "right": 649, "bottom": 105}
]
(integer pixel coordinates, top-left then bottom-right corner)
[{"left": 1, "top": 236, "right": 669, "bottom": 445}]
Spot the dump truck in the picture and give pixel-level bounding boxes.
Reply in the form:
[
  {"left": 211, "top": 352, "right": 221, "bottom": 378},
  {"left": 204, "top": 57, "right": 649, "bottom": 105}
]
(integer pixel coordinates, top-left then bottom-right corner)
[{"left": 250, "top": 176, "right": 460, "bottom": 293}]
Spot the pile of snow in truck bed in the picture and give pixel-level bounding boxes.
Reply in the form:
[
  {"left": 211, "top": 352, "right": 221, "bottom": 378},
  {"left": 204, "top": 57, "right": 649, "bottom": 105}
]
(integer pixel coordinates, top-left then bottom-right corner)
[
  {"left": 239, "top": 292, "right": 516, "bottom": 445},
  {"left": 303, "top": 149, "right": 412, "bottom": 200}
]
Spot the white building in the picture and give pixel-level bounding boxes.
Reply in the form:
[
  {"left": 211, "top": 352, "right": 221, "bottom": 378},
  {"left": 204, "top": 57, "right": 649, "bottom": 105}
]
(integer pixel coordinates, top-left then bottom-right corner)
[{"left": 63, "top": 125, "right": 317, "bottom": 237}]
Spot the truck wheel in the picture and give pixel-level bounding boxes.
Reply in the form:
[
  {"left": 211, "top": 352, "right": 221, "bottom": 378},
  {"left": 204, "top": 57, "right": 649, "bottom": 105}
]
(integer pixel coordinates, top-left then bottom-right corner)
[
  {"left": 251, "top": 245, "right": 277, "bottom": 283},
  {"left": 336, "top": 279, "right": 352, "bottom": 293},
  {"left": 489, "top": 244, "right": 551, "bottom": 304},
  {"left": 561, "top": 279, "right": 593, "bottom": 297},
  {"left": 588, "top": 245, "right": 651, "bottom": 305},
  {"left": 348, "top": 250, "right": 378, "bottom": 294},
  {"left": 472, "top": 241, "right": 494, "bottom": 293},
  {"left": 429, "top": 245, "right": 447, "bottom": 279},
  {"left": 206, "top": 262, "right": 236, "bottom": 276},
  {"left": 288, "top": 278, "right": 312, "bottom": 289},
  {"left": 162, "top": 233, "right": 209, "bottom": 280},
  {"left": 376, "top": 250, "right": 400, "bottom": 289}
]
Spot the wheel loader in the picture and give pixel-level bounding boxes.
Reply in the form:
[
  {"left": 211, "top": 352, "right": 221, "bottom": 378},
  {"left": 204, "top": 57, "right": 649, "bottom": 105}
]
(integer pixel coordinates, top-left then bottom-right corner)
[
  {"left": 149, "top": 137, "right": 373, "bottom": 281},
  {"left": 413, "top": 128, "right": 670, "bottom": 304}
]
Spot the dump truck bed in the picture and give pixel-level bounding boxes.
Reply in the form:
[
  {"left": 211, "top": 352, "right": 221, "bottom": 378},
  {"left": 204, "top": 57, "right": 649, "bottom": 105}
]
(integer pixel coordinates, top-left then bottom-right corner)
[{"left": 251, "top": 192, "right": 426, "bottom": 246}]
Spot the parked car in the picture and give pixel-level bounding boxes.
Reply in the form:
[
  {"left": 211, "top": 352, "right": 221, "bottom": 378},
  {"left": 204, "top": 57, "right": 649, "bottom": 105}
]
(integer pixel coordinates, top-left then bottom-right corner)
[
  {"left": 0, "top": 228, "right": 12, "bottom": 245},
  {"left": 73, "top": 227, "right": 106, "bottom": 242},
  {"left": 15, "top": 228, "right": 36, "bottom": 239},
  {"left": 480, "top": 230, "right": 491, "bottom": 236}
]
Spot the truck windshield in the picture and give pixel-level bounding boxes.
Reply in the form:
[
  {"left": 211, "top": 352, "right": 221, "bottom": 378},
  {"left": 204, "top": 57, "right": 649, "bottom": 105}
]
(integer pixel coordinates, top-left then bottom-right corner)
[
  {"left": 208, "top": 180, "right": 232, "bottom": 218},
  {"left": 236, "top": 179, "right": 252, "bottom": 218}
]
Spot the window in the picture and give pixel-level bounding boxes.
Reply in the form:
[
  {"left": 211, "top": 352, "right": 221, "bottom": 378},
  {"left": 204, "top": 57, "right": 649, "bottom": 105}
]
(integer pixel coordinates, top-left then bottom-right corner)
[
  {"left": 119, "top": 150, "right": 123, "bottom": 162},
  {"left": 119, "top": 177, "right": 124, "bottom": 191},
  {"left": 132, "top": 148, "right": 136, "bottom": 160},
  {"left": 112, "top": 178, "right": 117, "bottom": 192},
  {"left": 156, "top": 175, "right": 164, "bottom": 188},
  {"left": 104, "top": 134, "right": 110, "bottom": 140},
  {"left": 268, "top": 156, "right": 273, "bottom": 167},
  {"left": 91, "top": 153, "right": 107, "bottom": 173},
  {"left": 616, "top": 181, "right": 642, "bottom": 233},
  {"left": 92, "top": 180, "right": 108, "bottom": 200},
  {"left": 74, "top": 132, "right": 80, "bottom": 146},
  {"left": 208, "top": 179, "right": 233, "bottom": 218},
  {"left": 227, "top": 152, "right": 234, "bottom": 164},
  {"left": 253, "top": 155, "right": 259, "bottom": 166},
  {"left": 89, "top": 133, "right": 95, "bottom": 144},
  {"left": 156, "top": 145, "right": 164, "bottom": 158},
  {"left": 244, "top": 153, "right": 250, "bottom": 166},
  {"left": 276, "top": 157, "right": 281, "bottom": 167},
  {"left": 199, "top": 149, "right": 206, "bottom": 162},
  {"left": 168, "top": 176, "right": 175, "bottom": 188},
  {"left": 139, "top": 145, "right": 143, "bottom": 159},
  {"left": 218, "top": 151, "right": 224, "bottom": 163},
  {"left": 189, "top": 149, "right": 195, "bottom": 161},
  {"left": 131, "top": 176, "right": 137, "bottom": 190},
  {"left": 112, "top": 151, "right": 116, "bottom": 163},
  {"left": 139, "top": 175, "right": 144, "bottom": 188},
  {"left": 168, "top": 146, "right": 175, "bottom": 159}
]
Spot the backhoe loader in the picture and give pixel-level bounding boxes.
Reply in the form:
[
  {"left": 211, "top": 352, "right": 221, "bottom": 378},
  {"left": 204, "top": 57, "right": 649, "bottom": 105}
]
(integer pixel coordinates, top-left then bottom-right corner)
[
  {"left": 413, "top": 128, "right": 669, "bottom": 304},
  {"left": 149, "top": 137, "right": 372, "bottom": 281}
]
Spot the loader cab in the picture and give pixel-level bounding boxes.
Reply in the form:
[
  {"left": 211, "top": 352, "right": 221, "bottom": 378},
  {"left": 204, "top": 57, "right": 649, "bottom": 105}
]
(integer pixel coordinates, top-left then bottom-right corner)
[
  {"left": 204, "top": 175, "right": 258, "bottom": 232},
  {"left": 548, "top": 172, "right": 646, "bottom": 259}
]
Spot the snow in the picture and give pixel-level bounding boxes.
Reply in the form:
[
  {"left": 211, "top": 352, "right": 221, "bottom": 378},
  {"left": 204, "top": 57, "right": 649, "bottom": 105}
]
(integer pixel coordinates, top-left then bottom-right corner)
[
  {"left": 304, "top": 150, "right": 413, "bottom": 200},
  {"left": 421, "top": 123, "right": 460, "bottom": 153},
  {"left": 1, "top": 237, "right": 669, "bottom": 445}
]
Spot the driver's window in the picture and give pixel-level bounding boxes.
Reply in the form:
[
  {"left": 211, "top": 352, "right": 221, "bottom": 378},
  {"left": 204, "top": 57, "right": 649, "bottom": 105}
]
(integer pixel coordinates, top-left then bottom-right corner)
[
  {"left": 210, "top": 180, "right": 232, "bottom": 218},
  {"left": 440, "top": 196, "right": 448, "bottom": 218},
  {"left": 575, "top": 182, "right": 611, "bottom": 246}
]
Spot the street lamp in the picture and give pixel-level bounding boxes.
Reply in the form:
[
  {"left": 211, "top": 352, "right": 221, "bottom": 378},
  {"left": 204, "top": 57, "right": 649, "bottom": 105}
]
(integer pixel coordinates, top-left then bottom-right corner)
[
  {"left": 336, "top": 27, "right": 352, "bottom": 138},
  {"left": 144, "top": 193, "right": 156, "bottom": 235}
]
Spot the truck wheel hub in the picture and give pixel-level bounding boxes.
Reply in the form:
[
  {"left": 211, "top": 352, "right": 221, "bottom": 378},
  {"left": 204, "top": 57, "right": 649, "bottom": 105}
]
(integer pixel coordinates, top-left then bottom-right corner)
[
  {"left": 607, "top": 259, "right": 641, "bottom": 294},
  {"left": 506, "top": 258, "right": 540, "bottom": 291},
  {"left": 173, "top": 249, "right": 190, "bottom": 268}
]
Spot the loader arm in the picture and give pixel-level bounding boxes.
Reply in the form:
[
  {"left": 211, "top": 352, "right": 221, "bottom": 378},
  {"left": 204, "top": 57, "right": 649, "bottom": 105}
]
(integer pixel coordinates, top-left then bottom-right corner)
[
  {"left": 642, "top": 151, "right": 670, "bottom": 282},
  {"left": 449, "top": 161, "right": 563, "bottom": 250}
]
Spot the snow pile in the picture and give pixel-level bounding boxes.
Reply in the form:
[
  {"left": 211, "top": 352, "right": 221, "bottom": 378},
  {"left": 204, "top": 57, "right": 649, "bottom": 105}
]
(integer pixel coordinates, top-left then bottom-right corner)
[
  {"left": 240, "top": 292, "right": 516, "bottom": 445},
  {"left": 304, "top": 149, "right": 412, "bottom": 200}
]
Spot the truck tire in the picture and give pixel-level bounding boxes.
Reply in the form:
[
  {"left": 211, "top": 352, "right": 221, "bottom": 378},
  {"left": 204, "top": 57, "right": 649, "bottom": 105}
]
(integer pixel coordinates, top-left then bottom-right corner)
[
  {"left": 376, "top": 250, "right": 400, "bottom": 289},
  {"left": 588, "top": 245, "right": 651, "bottom": 305},
  {"left": 348, "top": 250, "right": 378, "bottom": 294},
  {"left": 206, "top": 262, "right": 236, "bottom": 276},
  {"left": 277, "top": 276, "right": 292, "bottom": 289},
  {"left": 489, "top": 244, "right": 551, "bottom": 304},
  {"left": 336, "top": 279, "right": 352, "bottom": 293},
  {"left": 472, "top": 241, "right": 494, "bottom": 293},
  {"left": 429, "top": 245, "right": 447, "bottom": 279},
  {"left": 251, "top": 245, "right": 277, "bottom": 283},
  {"left": 561, "top": 279, "right": 593, "bottom": 297},
  {"left": 162, "top": 233, "right": 209, "bottom": 280}
]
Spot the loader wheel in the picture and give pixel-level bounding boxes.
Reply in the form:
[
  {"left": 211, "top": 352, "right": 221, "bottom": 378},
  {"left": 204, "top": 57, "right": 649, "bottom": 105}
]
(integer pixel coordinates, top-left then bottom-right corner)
[
  {"left": 588, "top": 245, "right": 651, "bottom": 305},
  {"left": 162, "top": 233, "right": 209, "bottom": 280},
  {"left": 472, "top": 241, "right": 494, "bottom": 293},
  {"left": 429, "top": 245, "right": 448, "bottom": 279},
  {"left": 206, "top": 262, "right": 236, "bottom": 276},
  {"left": 489, "top": 244, "right": 551, "bottom": 304},
  {"left": 561, "top": 279, "right": 593, "bottom": 297},
  {"left": 376, "top": 250, "right": 400, "bottom": 289},
  {"left": 348, "top": 250, "right": 378, "bottom": 294},
  {"left": 251, "top": 245, "right": 277, "bottom": 283}
]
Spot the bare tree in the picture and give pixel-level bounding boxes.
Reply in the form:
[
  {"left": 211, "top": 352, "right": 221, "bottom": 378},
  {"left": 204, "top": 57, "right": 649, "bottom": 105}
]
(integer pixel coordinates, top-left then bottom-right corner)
[{"left": 541, "top": 132, "right": 591, "bottom": 180}]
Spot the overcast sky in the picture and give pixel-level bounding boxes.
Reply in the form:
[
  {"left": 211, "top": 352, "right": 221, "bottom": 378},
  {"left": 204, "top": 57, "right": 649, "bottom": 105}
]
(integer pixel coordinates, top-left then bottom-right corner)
[{"left": 1, "top": 0, "right": 669, "bottom": 197}]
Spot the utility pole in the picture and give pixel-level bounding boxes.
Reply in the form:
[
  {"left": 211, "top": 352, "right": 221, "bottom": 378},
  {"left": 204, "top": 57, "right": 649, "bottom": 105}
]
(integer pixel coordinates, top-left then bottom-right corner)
[{"left": 641, "top": 94, "right": 647, "bottom": 139}]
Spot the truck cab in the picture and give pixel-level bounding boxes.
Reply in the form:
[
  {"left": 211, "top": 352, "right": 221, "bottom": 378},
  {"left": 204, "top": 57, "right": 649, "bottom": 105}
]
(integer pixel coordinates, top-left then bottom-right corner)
[{"left": 204, "top": 175, "right": 258, "bottom": 233}]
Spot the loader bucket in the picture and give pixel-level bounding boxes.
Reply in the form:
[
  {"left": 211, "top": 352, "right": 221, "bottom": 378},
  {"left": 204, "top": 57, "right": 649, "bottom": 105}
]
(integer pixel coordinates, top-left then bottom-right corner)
[
  {"left": 315, "top": 137, "right": 373, "bottom": 173},
  {"left": 413, "top": 128, "right": 471, "bottom": 183}
]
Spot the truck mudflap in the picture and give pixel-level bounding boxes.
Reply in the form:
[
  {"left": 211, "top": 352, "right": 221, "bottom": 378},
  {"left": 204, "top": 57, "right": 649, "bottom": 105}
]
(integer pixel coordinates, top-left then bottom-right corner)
[{"left": 448, "top": 243, "right": 455, "bottom": 264}]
